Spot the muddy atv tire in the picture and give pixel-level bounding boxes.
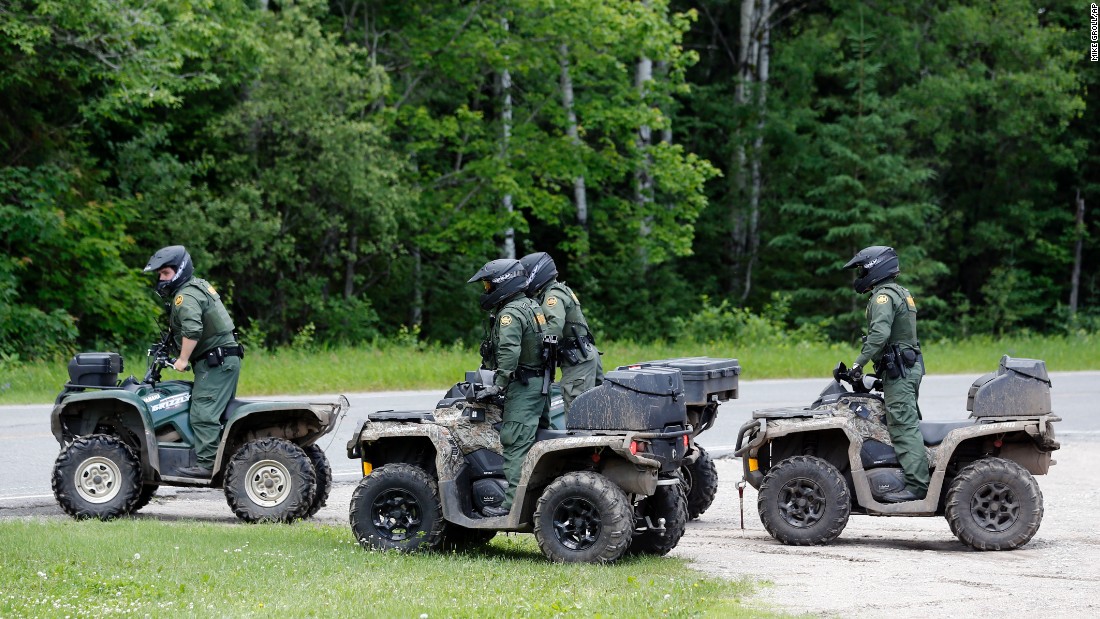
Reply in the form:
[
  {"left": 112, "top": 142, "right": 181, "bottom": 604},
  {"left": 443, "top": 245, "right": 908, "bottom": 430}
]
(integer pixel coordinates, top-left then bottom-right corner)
[
  {"left": 758, "top": 455, "right": 850, "bottom": 546},
  {"left": 439, "top": 524, "right": 497, "bottom": 552},
  {"left": 303, "top": 444, "right": 332, "bottom": 519},
  {"left": 534, "top": 471, "right": 634, "bottom": 563},
  {"left": 132, "top": 484, "right": 159, "bottom": 512},
  {"left": 52, "top": 434, "right": 142, "bottom": 520},
  {"left": 350, "top": 464, "right": 446, "bottom": 553},
  {"left": 627, "top": 482, "right": 688, "bottom": 556},
  {"left": 224, "top": 438, "right": 316, "bottom": 523},
  {"left": 945, "top": 457, "right": 1043, "bottom": 551},
  {"left": 682, "top": 446, "right": 718, "bottom": 519}
]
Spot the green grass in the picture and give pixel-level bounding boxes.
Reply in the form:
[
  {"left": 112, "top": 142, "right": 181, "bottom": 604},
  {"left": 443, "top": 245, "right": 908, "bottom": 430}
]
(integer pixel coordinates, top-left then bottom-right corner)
[
  {"left": 0, "top": 519, "right": 775, "bottom": 619},
  {"left": 2, "top": 333, "right": 1096, "bottom": 405}
]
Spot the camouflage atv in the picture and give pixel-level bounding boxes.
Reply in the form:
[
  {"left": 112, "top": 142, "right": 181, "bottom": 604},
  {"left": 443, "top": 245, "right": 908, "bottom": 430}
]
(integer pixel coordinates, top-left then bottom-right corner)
[
  {"left": 736, "top": 356, "right": 1060, "bottom": 550},
  {"left": 51, "top": 339, "right": 347, "bottom": 523},
  {"left": 346, "top": 364, "right": 733, "bottom": 563}
]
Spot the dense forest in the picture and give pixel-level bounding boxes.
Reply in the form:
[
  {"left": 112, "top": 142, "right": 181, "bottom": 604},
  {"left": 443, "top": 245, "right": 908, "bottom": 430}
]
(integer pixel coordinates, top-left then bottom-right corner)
[{"left": 1, "top": 0, "right": 1096, "bottom": 358}]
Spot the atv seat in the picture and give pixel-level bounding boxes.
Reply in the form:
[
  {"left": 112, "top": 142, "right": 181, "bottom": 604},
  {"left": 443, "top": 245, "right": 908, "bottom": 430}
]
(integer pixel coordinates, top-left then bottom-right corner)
[
  {"left": 919, "top": 420, "right": 975, "bottom": 446},
  {"left": 490, "top": 423, "right": 576, "bottom": 443},
  {"left": 221, "top": 399, "right": 250, "bottom": 422}
]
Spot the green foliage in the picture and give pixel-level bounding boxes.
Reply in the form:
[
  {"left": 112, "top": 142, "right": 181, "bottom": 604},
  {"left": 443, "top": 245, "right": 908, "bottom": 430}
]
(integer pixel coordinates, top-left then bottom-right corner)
[{"left": 0, "top": 0, "right": 1096, "bottom": 356}]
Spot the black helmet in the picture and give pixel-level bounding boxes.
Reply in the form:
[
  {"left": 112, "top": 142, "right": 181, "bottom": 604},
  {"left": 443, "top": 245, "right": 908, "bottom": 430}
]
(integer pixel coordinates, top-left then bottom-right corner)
[
  {"left": 843, "top": 245, "right": 899, "bottom": 293},
  {"left": 520, "top": 252, "right": 558, "bottom": 296},
  {"left": 468, "top": 258, "right": 527, "bottom": 311},
  {"left": 143, "top": 245, "right": 194, "bottom": 298}
]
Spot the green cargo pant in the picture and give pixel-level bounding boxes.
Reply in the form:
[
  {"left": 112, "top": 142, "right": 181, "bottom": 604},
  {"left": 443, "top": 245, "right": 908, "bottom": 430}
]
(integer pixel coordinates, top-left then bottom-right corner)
[
  {"left": 882, "top": 358, "right": 929, "bottom": 496},
  {"left": 559, "top": 353, "right": 604, "bottom": 413},
  {"left": 191, "top": 356, "right": 241, "bottom": 467},
  {"left": 500, "top": 378, "right": 550, "bottom": 509}
]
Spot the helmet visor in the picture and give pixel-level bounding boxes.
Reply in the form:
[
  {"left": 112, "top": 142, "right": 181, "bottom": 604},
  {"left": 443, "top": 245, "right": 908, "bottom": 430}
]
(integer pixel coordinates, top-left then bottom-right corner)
[{"left": 482, "top": 280, "right": 492, "bottom": 292}]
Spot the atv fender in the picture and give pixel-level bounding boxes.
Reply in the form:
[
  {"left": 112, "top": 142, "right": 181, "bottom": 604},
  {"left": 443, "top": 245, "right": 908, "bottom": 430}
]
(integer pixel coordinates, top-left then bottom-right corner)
[
  {"left": 51, "top": 390, "right": 161, "bottom": 478},
  {"left": 214, "top": 400, "right": 345, "bottom": 472},
  {"left": 349, "top": 420, "right": 465, "bottom": 481}
]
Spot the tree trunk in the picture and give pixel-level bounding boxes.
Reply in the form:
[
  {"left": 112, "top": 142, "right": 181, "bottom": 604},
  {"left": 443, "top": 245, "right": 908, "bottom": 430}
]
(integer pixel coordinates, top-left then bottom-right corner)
[
  {"left": 344, "top": 232, "right": 357, "bottom": 300},
  {"left": 559, "top": 44, "right": 588, "bottom": 229},
  {"left": 410, "top": 245, "right": 423, "bottom": 327},
  {"left": 742, "top": 0, "right": 770, "bottom": 303},
  {"left": 1070, "top": 190, "right": 1085, "bottom": 318},
  {"left": 500, "top": 18, "right": 515, "bottom": 259}
]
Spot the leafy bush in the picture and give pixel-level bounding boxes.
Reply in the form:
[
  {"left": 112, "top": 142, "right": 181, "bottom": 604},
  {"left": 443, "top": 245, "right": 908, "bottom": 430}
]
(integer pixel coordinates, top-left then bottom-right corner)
[{"left": 671, "top": 293, "right": 827, "bottom": 346}]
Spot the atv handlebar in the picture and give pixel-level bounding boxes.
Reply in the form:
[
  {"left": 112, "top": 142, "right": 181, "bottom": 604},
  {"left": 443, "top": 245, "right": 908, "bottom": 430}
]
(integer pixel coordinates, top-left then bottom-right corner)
[{"left": 833, "top": 361, "right": 882, "bottom": 393}]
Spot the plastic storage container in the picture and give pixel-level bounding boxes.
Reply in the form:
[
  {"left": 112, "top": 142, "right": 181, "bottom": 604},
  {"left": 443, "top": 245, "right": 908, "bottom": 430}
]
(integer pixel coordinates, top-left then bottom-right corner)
[
  {"left": 67, "top": 352, "right": 123, "bottom": 387},
  {"left": 967, "top": 355, "right": 1051, "bottom": 417},
  {"left": 617, "top": 357, "right": 740, "bottom": 405},
  {"left": 566, "top": 366, "right": 687, "bottom": 431}
]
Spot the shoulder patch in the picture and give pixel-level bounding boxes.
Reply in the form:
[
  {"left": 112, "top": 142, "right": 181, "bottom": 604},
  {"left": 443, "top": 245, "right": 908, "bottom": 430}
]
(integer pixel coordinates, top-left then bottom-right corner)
[
  {"left": 499, "top": 314, "right": 513, "bottom": 327},
  {"left": 906, "top": 295, "right": 916, "bottom": 309},
  {"left": 546, "top": 296, "right": 558, "bottom": 308},
  {"left": 174, "top": 295, "right": 184, "bottom": 307},
  {"left": 876, "top": 294, "right": 890, "bottom": 305},
  {"left": 570, "top": 290, "right": 579, "bottom": 304},
  {"left": 536, "top": 313, "right": 546, "bottom": 326},
  {"left": 208, "top": 285, "right": 217, "bottom": 295}
]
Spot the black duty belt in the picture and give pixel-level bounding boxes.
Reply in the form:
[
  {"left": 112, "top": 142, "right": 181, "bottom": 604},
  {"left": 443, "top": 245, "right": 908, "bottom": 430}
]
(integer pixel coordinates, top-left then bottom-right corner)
[{"left": 512, "top": 365, "right": 543, "bottom": 385}]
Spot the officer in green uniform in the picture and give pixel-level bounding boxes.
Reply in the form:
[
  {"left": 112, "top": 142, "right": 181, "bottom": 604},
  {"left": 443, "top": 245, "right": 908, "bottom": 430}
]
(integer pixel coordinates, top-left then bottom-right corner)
[
  {"left": 468, "top": 258, "right": 551, "bottom": 517},
  {"left": 844, "top": 245, "right": 929, "bottom": 503},
  {"left": 144, "top": 246, "right": 243, "bottom": 479},
  {"left": 519, "top": 252, "right": 603, "bottom": 413}
]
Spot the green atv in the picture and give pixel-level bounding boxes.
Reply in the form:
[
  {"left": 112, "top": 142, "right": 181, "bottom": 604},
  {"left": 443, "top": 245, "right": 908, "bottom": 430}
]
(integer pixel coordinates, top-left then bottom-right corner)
[{"left": 50, "top": 338, "right": 347, "bottom": 523}]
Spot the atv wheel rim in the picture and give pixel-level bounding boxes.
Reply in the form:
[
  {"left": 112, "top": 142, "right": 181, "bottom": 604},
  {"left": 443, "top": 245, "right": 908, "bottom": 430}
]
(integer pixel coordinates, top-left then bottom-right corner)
[
  {"left": 75, "top": 456, "right": 122, "bottom": 504},
  {"left": 244, "top": 459, "right": 291, "bottom": 508},
  {"left": 970, "top": 482, "right": 1020, "bottom": 532},
  {"left": 777, "top": 477, "right": 826, "bottom": 529},
  {"left": 371, "top": 489, "right": 422, "bottom": 541},
  {"left": 551, "top": 497, "right": 602, "bottom": 551}
]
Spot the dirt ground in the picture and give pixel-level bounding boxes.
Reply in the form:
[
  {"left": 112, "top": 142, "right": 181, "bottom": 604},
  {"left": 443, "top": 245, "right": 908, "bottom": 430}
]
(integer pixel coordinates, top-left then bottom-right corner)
[{"left": 6, "top": 439, "right": 1097, "bottom": 618}]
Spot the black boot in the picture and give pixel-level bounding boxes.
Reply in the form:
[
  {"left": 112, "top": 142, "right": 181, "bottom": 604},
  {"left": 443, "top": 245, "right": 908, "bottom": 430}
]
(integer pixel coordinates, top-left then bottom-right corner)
[
  {"left": 481, "top": 505, "right": 510, "bottom": 517},
  {"left": 879, "top": 488, "right": 924, "bottom": 503},
  {"left": 178, "top": 465, "right": 213, "bottom": 479}
]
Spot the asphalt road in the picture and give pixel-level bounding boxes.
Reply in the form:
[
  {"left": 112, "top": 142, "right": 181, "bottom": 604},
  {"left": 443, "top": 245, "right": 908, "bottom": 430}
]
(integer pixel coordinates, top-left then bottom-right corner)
[{"left": 1, "top": 371, "right": 1096, "bottom": 504}]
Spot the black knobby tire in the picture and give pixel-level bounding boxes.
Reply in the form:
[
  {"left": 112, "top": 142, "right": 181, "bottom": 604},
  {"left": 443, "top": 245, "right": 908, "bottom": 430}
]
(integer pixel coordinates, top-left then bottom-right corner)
[
  {"left": 533, "top": 471, "right": 634, "bottom": 564},
  {"left": 349, "top": 464, "right": 446, "bottom": 553},
  {"left": 303, "top": 444, "right": 332, "bottom": 519},
  {"left": 682, "top": 446, "right": 719, "bottom": 520},
  {"left": 132, "top": 484, "right": 159, "bottom": 512},
  {"left": 627, "top": 483, "right": 688, "bottom": 556},
  {"left": 52, "top": 434, "right": 142, "bottom": 520},
  {"left": 945, "top": 457, "right": 1043, "bottom": 551},
  {"left": 224, "top": 438, "right": 316, "bottom": 523},
  {"left": 439, "top": 523, "right": 497, "bottom": 552},
  {"left": 758, "top": 455, "right": 850, "bottom": 546}
]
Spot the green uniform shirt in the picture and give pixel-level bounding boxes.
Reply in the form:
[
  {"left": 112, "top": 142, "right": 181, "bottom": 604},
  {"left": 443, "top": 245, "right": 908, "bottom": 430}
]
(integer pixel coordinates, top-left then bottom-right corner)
[
  {"left": 481, "top": 295, "right": 547, "bottom": 388},
  {"left": 537, "top": 281, "right": 591, "bottom": 341},
  {"left": 855, "top": 279, "right": 919, "bottom": 369},
  {"left": 168, "top": 277, "right": 236, "bottom": 357}
]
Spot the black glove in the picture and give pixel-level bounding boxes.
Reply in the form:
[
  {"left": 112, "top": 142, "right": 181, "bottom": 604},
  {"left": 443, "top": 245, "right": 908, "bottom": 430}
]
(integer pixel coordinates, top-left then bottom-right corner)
[
  {"left": 470, "top": 384, "right": 502, "bottom": 403},
  {"left": 849, "top": 364, "right": 863, "bottom": 382}
]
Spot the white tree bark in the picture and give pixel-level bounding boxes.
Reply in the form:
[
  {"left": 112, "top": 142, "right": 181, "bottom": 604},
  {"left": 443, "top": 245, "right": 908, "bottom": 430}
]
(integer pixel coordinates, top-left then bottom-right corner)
[
  {"left": 742, "top": 0, "right": 770, "bottom": 302},
  {"left": 559, "top": 43, "right": 588, "bottom": 229},
  {"left": 500, "top": 18, "right": 515, "bottom": 259}
]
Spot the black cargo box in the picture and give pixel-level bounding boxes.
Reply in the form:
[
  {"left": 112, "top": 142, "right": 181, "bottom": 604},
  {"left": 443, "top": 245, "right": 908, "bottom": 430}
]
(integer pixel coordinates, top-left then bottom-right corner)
[
  {"left": 67, "top": 352, "right": 123, "bottom": 387},
  {"left": 566, "top": 366, "right": 687, "bottom": 431},
  {"left": 617, "top": 357, "right": 740, "bottom": 405},
  {"left": 967, "top": 355, "right": 1052, "bottom": 417}
]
